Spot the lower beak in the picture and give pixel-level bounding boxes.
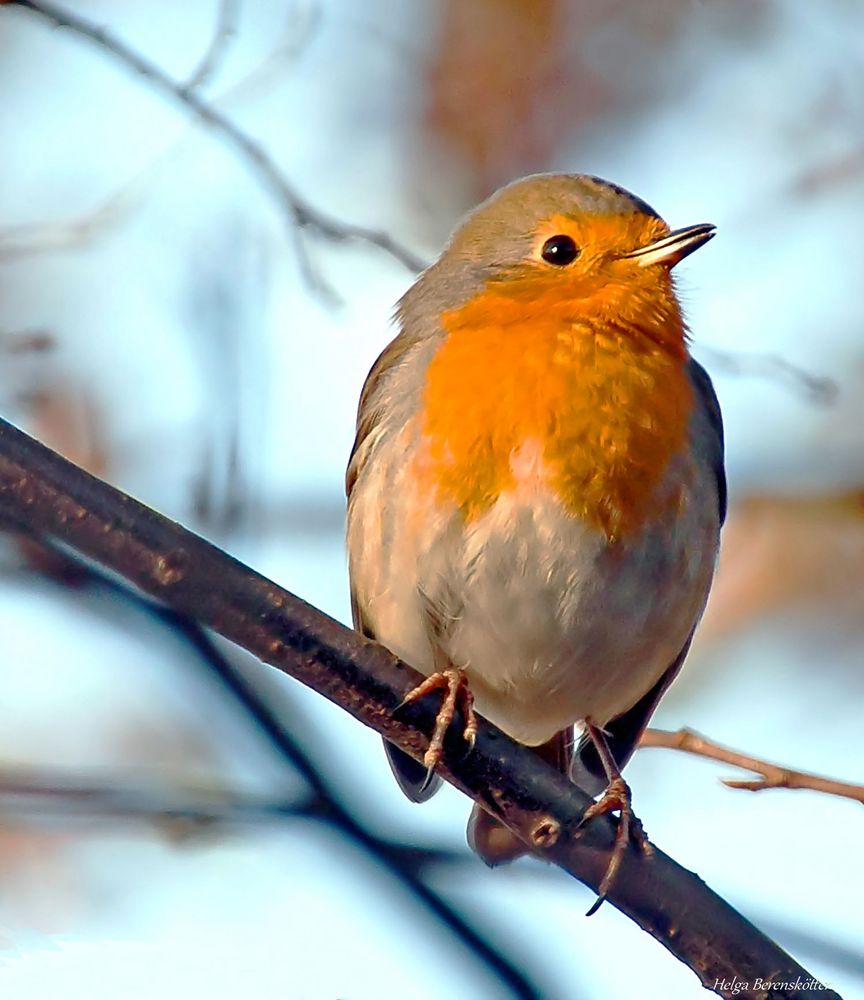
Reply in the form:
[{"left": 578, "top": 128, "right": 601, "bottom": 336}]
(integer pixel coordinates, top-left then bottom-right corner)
[{"left": 623, "top": 223, "right": 716, "bottom": 268}]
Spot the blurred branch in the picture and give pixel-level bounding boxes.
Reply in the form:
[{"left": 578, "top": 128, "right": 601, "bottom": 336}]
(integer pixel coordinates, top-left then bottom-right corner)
[
  {"left": 145, "top": 597, "right": 543, "bottom": 997},
  {"left": 7, "top": 532, "right": 539, "bottom": 1000},
  {"left": 0, "top": 767, "right": 314, "bottom": 829},
  {"left": 6, "top": 0, "right": 426, "bottom": 281},
  {"left": 0, "top": 767, "right": 467, "bottom": 873},
  {"left": 792, "top": 146, "right": 864, "bottom": 198},
  {"left": 0, "top": 6, "right": 322, "bottom": 263},
  {"left": 0, "top": 330, "right": 54, "bottom": 354},
  {"left": 0, "top": 418, "right": 841, "bottom": 1000},
  {"left": 184, "top": 0, "right": 239, "bottom": 91},
  {"left": 694, "top": 345, "right": 837, "bottom": 406},
  {"left": 642, "top": 728, "right": 864, "bottom": 805},
  {"left": 0, "top": 171, "right": 153, "bottom": 262}
]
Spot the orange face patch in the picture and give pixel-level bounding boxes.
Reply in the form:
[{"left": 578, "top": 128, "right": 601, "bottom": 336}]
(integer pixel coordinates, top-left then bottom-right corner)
[
  {"left": 533, "top": 211, "right": 668, "bottom": 265},
  {"left": 418, "top": 241, "right": 694, "bottom": 540}
]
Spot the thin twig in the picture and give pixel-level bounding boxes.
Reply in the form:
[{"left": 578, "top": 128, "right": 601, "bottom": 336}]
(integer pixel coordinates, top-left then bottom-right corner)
[
  {"left": 0, "top": 183, "right": 145, "bottom": 261},
  {"left": 641, "top": 727, "right": 864, "bottom": 805},
  {"left": 0, "top": 766, "right": 467, "bottom": 870},
  {"left": 0, "top": 767, "right": 316, "bottom": 827},
  {"left": 0, "top": 330, "right": 54, "bottom": 353},
  {"left": 0, "top": 4, "right": 322, "bottom": 262},
  {"left": 694, "top": 345, "right": 837, "bottom": 406},
  {"left": 148, "top": 595, "right": 544, "bottom": 998},
  {"left": 184, "top": 0, "right": 240, "bottom": 92},
  {"left": 6, "top": 0, "right": 426, "bottom": 276},
  {"left": 0, "top": 417, "right": 841, "bottom": 1000}
]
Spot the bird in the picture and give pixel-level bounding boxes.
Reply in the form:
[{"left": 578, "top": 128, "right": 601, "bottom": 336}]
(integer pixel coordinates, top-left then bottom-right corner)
[{"left": 345, "top": 173, "right": 725, "bottom": 906}]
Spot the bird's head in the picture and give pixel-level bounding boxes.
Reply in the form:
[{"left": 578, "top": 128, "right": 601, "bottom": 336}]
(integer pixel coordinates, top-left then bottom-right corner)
[{"left": 403, "top": 173, "right": 714, "bottom": 352}]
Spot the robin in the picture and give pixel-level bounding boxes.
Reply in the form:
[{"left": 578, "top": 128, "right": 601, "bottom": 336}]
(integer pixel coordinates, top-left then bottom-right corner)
[{"left": 346, "top": 173, "right": 725, "bottom": 906}]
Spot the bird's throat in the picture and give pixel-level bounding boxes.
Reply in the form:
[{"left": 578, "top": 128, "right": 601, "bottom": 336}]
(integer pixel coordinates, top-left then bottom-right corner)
[{"left": 419, "top": 287, "right": 694, "bottom": 541}]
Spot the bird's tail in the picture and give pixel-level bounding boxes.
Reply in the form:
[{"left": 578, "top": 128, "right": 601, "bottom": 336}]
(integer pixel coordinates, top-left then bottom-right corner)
[{"left": 467, "top": 727, "right": 573, "bottom": 865}]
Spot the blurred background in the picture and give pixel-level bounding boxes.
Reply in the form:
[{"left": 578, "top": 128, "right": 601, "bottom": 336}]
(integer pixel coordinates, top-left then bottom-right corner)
[{"left": 0, "top": 2, "right": 862, "bottom": 998}]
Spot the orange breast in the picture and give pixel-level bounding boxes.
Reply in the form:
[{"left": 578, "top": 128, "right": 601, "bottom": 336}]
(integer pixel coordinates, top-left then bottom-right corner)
[{"left": 418, "top": 280, "right": 694, "bottom": 541}]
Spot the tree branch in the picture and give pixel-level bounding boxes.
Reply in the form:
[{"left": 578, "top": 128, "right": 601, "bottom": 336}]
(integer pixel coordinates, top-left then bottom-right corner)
[
  {"left": 693, "top": 345, "right": 836, "bottom": 406},
  {"left": 100, "top": 560, "right": 544, "bottom": 997},
  {"left": 0, "top": 765, "right": 470, "bottom": 872},
  {"left": 0, "top": 4, "right": 323, "bottom": 263},
  {"left": 0, "top": 417, "right": 842, "bottom": 1000},
  {"left": 6, "top": 0, "right": 427, "bottom": 276},
  {"left": 0, "top": 536, "right": 540, "bottom": 1000},
  {"left": 642, "top": 727, "right": 864, "bottom": 805},
  {"left": 184, "top": 0, "right": 240, "bottom": 92},
  {"left": 0, "top": 766, "right": 314, "bottom": 828}
]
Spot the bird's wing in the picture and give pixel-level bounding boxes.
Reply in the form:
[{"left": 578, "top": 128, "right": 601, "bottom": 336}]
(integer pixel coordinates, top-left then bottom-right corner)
[
  {"left": 688, "top": 356, "right": 727, "bottom": 526},
  {"left": 384, "top": 741, "right": 443, "bottom": 802},
  {"left": 570, "top": 357, "right": 726, "bottom": 795},
  {"left": 351, "top": 588, "right": 443, "bottom": 801},
  {"left": 468, "top": 728, "right": 574, "bottom": 865},
  {"left": 347, "top": 331, "right": 444, "bottom": 802},
  {"left": 345, "top": 330, "right": 418, "bottom": 499}
]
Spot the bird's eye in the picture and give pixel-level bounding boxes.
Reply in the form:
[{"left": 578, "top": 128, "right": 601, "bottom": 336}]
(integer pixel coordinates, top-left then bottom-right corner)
[{"left": 541, "top": 234, "right": 580, "bottom": 266}]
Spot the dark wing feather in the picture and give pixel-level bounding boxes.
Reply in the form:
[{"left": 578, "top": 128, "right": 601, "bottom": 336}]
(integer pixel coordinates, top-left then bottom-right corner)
[
  {"left": 350, "top": 572, "right": 444, "bottom": 802},
  {"left": 348, "top": 332, "right": 443, "bottom": 802},
  {"left": 468, "top": 728, "right": 573, "bottom": 865},
  {"left": 688, "top": 357, "right": 727, "bottom": 525},
  {"left": 351, "top": 608, "right": 442, "bottom": 802},
  {"left": 384, "top": 743, "right": 443, "bottom": 802}
]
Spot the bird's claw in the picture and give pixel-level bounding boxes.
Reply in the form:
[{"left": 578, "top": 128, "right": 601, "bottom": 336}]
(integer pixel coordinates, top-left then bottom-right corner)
[
  {"left": 399, "top": 668, "right": 477, "bottom": 780},
  {"left": 578, "top": 775, "right": 651, "bottom": 915}
]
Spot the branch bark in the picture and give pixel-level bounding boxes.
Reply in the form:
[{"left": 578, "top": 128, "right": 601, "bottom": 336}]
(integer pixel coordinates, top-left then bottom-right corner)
[
  {"left": 642, "top": 727, "right": 864, "bottom": 805},
  {"left": 59, "top": 540, "right": 543, "bottom": 999},
  {"left": 0, "top": 417, "right": 843, "bottom": 1000}
]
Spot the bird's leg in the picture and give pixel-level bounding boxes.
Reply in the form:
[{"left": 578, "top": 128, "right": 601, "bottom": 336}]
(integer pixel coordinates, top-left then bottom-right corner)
[
  {"left": 577, "top": 718, "right": 652, "bottom": 915},
  {"left": 398, "top": 667, "right": 477, "bottom": 783}
]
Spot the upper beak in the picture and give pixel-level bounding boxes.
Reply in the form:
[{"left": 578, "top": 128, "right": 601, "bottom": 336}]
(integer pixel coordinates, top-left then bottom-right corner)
[{"left": 623, "top": 223, "right": 716, "bottom": 268}]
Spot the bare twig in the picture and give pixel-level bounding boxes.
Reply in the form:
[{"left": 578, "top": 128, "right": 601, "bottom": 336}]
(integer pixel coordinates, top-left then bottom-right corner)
[
  {"left": 694, "top": 345, "right": 837, "bottom": 406},
  {"left": 6, "top": 0, "right": 426, "bottom": 276},
  {"left": 792, "top": 146, "right": 864, "bottom": 198},
  {"left": 0, "top": 184, "right": 144, "bottom": 261},
  {"left": 0, "top": 767, "right": 314, "bottom": 828},
  {"left": 6, "top": 531, "right": 542, "bottom": 1000},
  {"left": 184, "top": 0, "right": 240, "bottom": 92},
  {"left": 0, "top": 5, "right": 322, "bottom": 262},
  {"left": 144, "top": 596, "right": 544, "bottom": 998},
  {"left": 0, "top": 417, "right": 841, "bottom": 1000},
  {"left": 0, "top": 766, "right": 470, "bottom": 869},
  {"left": 641, "top": 727, "right": 864, "bottom": 805},
  {"left": 0, "top": 330, "right": 54, "bottom": 353}
]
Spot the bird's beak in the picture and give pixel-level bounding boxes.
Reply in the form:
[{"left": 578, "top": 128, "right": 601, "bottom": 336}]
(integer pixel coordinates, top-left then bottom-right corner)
[{"left": 623, "top": 223, "right": 716, "bottom": 268}]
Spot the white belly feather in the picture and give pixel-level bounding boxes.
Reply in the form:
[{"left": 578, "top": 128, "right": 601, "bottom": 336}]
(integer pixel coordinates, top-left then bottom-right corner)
[{"left": 348, "top": 437, "right": 718, "bottom": 746}]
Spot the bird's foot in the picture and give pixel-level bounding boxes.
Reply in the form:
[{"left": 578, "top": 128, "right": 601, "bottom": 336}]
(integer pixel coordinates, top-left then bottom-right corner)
[
  {"left": 398, "top": 668, "right": 476, "bottom": 789},
  {"left": 578, "top": 775, "right": 653, "bottom": 916}
]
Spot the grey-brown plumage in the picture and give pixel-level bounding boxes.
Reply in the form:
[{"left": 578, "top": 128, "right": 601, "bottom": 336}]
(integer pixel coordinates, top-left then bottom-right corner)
[{"left": 346, "top": 174, "right": 723, "bottom": 874}]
